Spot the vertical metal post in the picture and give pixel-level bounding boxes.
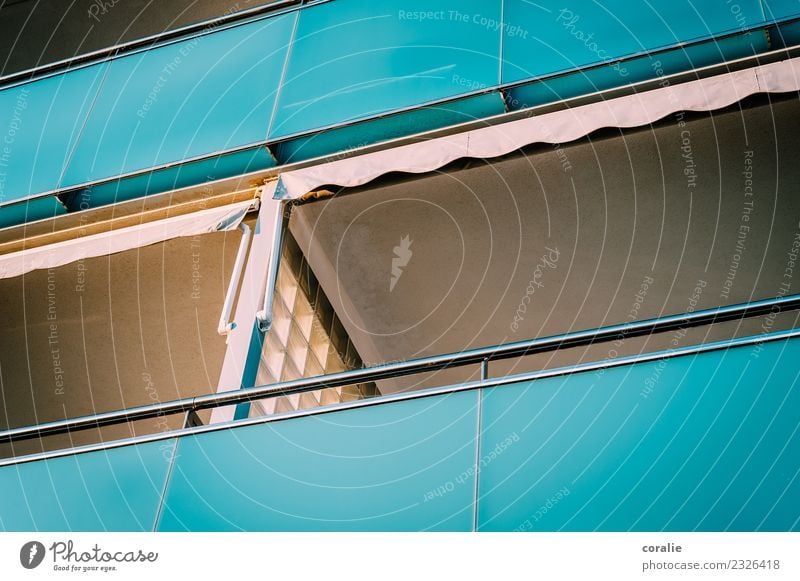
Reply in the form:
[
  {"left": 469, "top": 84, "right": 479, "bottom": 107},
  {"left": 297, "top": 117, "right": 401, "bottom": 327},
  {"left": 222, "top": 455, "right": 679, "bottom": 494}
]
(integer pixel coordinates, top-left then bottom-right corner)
[
  {"left": 481, "top": 358, "right": 490, "bottom": 381},
  {"left": 183, "top": 409, "right": 203, "bottom": 429}
]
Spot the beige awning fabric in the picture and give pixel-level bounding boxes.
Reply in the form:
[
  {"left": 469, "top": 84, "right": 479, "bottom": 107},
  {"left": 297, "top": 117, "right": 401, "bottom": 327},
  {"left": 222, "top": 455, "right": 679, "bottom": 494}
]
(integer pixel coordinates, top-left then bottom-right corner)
[
  {"left": 0, "top": 199, "right": 255, "bottom": 279},
  {"left": 273, "top": 55, "right": 800, "bottom": 200}
]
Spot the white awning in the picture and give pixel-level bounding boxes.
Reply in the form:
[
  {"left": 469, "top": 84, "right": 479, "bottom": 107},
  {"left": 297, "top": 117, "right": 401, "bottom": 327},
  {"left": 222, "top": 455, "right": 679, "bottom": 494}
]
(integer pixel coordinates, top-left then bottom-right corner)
[
  {"left": 0, "top": 199, "right": 255, "bottom": 279},
  {"left": 273, "top": 55, "right": 800, "bottom": 200}
]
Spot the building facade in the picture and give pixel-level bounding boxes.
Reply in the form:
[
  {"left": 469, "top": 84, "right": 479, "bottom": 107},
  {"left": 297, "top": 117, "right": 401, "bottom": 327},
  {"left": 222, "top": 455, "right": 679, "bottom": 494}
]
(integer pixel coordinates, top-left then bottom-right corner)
[{"left": 0, "top": 0, "right": 799, "bottom": 531}]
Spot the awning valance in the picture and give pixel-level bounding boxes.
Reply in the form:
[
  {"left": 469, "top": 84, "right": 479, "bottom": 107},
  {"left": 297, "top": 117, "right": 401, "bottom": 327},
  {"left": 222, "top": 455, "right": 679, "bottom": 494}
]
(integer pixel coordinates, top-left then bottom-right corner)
[
  {"left": 0, "top": 199, "right": 254, "bottom": 279},
  {"left": 273, "top": 56, "right": 800, "bottom": 201}
]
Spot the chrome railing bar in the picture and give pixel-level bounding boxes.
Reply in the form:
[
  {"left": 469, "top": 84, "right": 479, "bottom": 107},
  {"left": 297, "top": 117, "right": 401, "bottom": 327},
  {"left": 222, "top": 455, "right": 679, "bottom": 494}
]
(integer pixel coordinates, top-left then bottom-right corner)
[
  {"left": 191, "top": 292, "right": 800, "bottom": 407},
  {"left": 1, "top": 293, "right": 799, "bottom": 444},
  {"left": 1, "top": 292, "right": 799, "bottom": 444},
  {"left": 2, "top": 326, "right": 798, "bottom": 468},
  {"left": 0, "top": 401, "right": 197, "bottom": 444}
]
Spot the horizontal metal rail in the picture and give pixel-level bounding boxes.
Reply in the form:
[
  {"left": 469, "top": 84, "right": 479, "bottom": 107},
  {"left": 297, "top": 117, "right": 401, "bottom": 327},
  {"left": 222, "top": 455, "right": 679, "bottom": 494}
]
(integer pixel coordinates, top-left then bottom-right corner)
[
  {"left": 1, "top": 293, "right": 799, "bottom": 446},
  {"left": 2, "top": 326, "right": 798, "bottom": 468}
]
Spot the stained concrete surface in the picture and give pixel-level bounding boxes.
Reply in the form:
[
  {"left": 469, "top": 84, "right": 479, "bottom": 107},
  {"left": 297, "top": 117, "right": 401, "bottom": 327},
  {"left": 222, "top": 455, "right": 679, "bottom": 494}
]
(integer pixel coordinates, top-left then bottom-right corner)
[
  {"left": 291, "top": 95, "right": 800, "bottom": 394},
  {"left": 0, "top": 226, "right": 245, "bottom": 457}
]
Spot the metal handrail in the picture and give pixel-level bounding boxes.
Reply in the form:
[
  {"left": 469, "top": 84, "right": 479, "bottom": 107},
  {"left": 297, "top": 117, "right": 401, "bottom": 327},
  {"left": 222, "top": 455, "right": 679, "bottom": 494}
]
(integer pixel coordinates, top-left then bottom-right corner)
[
  {"left": 1, "top": 292, "right": 799, "bottom": 445},
  {"left": 3, "top": 326, "right": 798, "bottom": 468}
]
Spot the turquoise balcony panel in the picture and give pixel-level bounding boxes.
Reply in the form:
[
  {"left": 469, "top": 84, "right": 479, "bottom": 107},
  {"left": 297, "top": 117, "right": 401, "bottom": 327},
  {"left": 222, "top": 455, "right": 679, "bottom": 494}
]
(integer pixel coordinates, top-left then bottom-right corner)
[
  {"left": 0, "top": 196, "right": 67, "bottom": 229},
  {"left": 763, "top": 0, "right": 800, "bottom": 19},
  {"left": 272, "top": 92, "right": 506, "bottom": 164},
  {"left": 501, "top": 0, "right": 766, "bottom": 84},
  {"left": 158, "top": 391, "right": 479, "bottom": 531},
  {"left": 0, "top": 439, "right": 176, "bottom": 531},
  {"left": 269, "top": 0, "right": 502, "bottom": 139},
  {"left": 62, "top": 14, "right": 294, "bottom": 188},
  {"left": 477, "top": 337, "right": 800, "bottom": 532},
  {"left": 61, "top": 146, "right": 276, "bottom": 211},
  {"left": 0, "top": 64, "right": 107, "bottom": 204},
  {"left": 505, "top": 31, "right": 769, "bottom": 110}
]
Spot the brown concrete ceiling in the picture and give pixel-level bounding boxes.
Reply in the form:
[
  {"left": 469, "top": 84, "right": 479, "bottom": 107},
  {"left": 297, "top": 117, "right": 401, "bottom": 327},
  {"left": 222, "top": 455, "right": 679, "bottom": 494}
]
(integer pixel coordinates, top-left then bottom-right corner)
[
  {"left": 0, "top": 221, "right": 252, "bottom": 457},
  {"left": 291, "top": 95, "right": 800, "bottom": 393}
]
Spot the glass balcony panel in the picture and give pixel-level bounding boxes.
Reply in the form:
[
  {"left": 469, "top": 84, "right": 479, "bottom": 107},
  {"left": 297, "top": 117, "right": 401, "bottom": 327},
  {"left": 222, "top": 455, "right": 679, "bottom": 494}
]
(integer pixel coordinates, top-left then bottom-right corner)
[
  {"left": 501, "top": 0, "right": 765, "bottom": 84},
  {"left": 477, "top": 335, "right": 800, "bottom": 531},
  {"left": 269, "top": 0, "right": 502, "bottom": 138},
  {"left": 764, "top": 0, "right": 800, "bottom": 19},
  {"left": 0, "top": 0, "right": 288, "bottom": 76},
  {"left": 62, "top": 14, "right": 292, "bottom": 187},
  {"left": 158, "top": 390, "right": 478, "bottom": 531},
  {"left": 3, "top": 331, "right": 798, "bottom": 531},
  {"left": 0, "top": 439, "right": 174, "bottom": 531},
  {"left": 0, "top": 62, "right": 107, "bottom": 210}
]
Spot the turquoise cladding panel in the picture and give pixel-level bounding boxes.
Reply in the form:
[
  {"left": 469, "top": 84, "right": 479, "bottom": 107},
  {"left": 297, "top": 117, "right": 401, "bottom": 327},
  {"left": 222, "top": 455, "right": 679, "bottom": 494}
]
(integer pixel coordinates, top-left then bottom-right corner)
[
  {"left": 158, "top": 391, "right": 479, "bottom": 531},
  {"left": 0, "top": 64, "right": 107, "bottom": 203},
  {"left": 763, "top": 0, "right": 800, "bottom": 19},
  {"left": 62, "top": 14, "right": 292, "bottom": 188},
  {"left": 269, "top": 0, "right": 502, "bottom": 139},
  {"left": 0, "top": 440, "right": 175, "bottom": 531},
  {"left": 502, "top": 0, "right": 767, "bottom": 84},
  {"left": 478, "top": 337, "right": 800, "bottom": 531},
  {"left": 505, "top": 32, "right": 769, "bottom": 110}
]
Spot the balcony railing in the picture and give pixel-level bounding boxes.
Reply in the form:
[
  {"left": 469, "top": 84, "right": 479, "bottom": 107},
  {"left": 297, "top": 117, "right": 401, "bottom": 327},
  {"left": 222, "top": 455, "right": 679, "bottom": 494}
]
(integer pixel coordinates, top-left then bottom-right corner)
[
  {"left": 1, "top": 294, "right": 799, "bottom": 531},
  {"left": 2, "top": 292, "right": 800, "bottom": 462}
]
